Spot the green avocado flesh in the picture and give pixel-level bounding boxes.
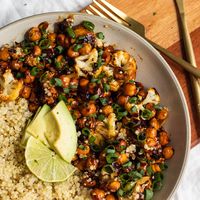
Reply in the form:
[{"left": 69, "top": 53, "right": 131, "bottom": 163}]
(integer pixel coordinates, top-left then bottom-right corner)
[
  {"left": 21, "top": 105, "right": 51, "bottom": 147},
  {"left": 44, "top": 101, "right": 77, "bottom": 163}
]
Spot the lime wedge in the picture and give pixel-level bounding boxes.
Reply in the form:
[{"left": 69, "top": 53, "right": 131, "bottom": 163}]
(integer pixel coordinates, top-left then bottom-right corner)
[{"left": 25, "top": 136, "right": 76, "bottom": 182}]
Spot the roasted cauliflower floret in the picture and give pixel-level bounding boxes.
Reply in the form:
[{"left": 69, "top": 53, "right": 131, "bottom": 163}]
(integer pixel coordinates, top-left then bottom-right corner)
[
  {"left": 112, "top": 50, "right": 137, "bottom": 81},
  {"left": 75, "top": 48, "right": 98, "bottom": 77},
  {"left": 112, "top": 50, "right": 130, "bottom": 67},
  {"left": 142, "top": 88, "right": 160, "bottom": 105},
  {"left": 0, "top": 69, "right": 23, "bottom": 101}
]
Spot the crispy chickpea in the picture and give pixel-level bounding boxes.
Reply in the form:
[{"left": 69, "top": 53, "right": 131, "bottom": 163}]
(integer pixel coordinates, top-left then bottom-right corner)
[
  {"left": 47, "top": 33, "right": 57, "bottom": 42},
  {"left": 57, "top": 34, "right": 66, "bottom": 46},
  {"left": 157, "top": 108, "right": 169, "bottom": 120},
  {"left": 67, "top": 46, "right": 80, "bottom": 58},
  {"left": 106, "top": 194, "right": 116, "bottom": 200},
  {"left": 82, "top": 177, "right": 97, "bottom": 188},
  {"left": 146, "top": 127, "right": 157, "bottom": 138},
  {"left": 79, "top": 43, "right": 92, "bottom": 55},
  {"left": 146, "top": 138, "right": 157, "bottom": 147},
  {"left": 79, "top": 78, "right": 89, "bottom": 87},
  {"left": 0, "top": 47, "right": 10, "bottom": 61},
  {"left": 159, "top": 131, "right": 170, "bottom": 146},
  {"left": 38, "top": 21, "right": 49, "bottom": 30},
  {"left": 107, "top": 180, "right": 121, "bottom": 192},
  {"left": 27, "top": 27, "right": 41, "bottom": 42},
  {"left": 59, "top": 75, "right": 70, "bottom": 88},
  {"left": 28, "top": 103, "right": 39, "bottom": 112},
  {"left": 77, "top": 144, "right": 90, "bottom": 155},
  {"left": 150, "top": 118, "right": 160, "bottom": 130},
  {"left": 91, "top": 188, "right": 106, "bottom": 200},
  {"left": 163, "top": 146, "right": 174, "bottom": 159},
  {"left": 151, "top": 164, "right": 161, "bottom": 172},
  {"left": 81, "top": 102, "right": 96, "bottom": 117},
  {"left": 33, "top": 46, "right": 42, "bottom": 56},
  {"left": 86, "top": 157, "right": 99, "bottom": 171},
  {"left": 117, "top": 153, "right": 128, "bottom": 165},
  {"left": 102, "top": 105, "right": 113, "bottom": 116},
  {"left": 124, "top": 83, "right": 137, "bottom": 96},
  {"left": 10, "top": 60, "right": 23, "bottom": 70},
  {"left": 117, "top": 95, "right": 128, "bottom": 106},
  {"left": 74, "top": 26, "right": 90, "bottom": 37},
  {"left": 24, "top": 71, "right": 35, "bottom": 84},
  {"left": 21, "top": 86, "right": 31, "bottom": 99}
]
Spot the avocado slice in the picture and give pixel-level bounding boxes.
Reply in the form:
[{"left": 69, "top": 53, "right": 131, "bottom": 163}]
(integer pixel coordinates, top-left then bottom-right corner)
[
  {"left": 44, "top": 101, "right": 77, "bottom": 163},
  {"left": 22, "top": 104, "right": 51, "bottom": 147}
]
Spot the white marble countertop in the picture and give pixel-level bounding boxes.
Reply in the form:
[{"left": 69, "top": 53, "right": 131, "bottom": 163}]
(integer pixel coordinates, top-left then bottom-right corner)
[{"left": 0, "top": 0, "right": 199, "bottom": 199}]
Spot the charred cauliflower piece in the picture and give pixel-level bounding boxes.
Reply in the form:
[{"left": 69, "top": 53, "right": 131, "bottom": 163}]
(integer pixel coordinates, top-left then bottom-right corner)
[
  {"left": 112, "top": 50, "right": 137, "bottom": 81},
  {"left": 75, "top": 48, "right": 98, "bottom": 77},
  {"left": 142, "top": 88, "right": 160, "bottom": 105},
  {"left": 0, "top": 69, "right": 23, "bottom": 101}
]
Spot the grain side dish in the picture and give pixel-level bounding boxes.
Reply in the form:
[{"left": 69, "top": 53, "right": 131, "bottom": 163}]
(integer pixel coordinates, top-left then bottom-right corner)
[{"left": 0, "top": 16, "right": 174, "bottom": 200}]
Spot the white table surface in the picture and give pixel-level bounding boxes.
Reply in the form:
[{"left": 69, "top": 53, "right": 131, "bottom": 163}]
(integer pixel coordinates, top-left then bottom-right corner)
[{"left": 0, "top": 0, "right": 199, "bottom": 199}]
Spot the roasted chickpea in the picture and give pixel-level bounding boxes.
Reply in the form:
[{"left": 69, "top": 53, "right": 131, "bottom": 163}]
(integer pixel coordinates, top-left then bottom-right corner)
[
  {"left": 27, "top": 27, "right": 41, "bottom": 42},
  {"left": 86, "top": 157, "right": 99, "bottom": 171},
  {"left": 67, "top": 46, "right": 80, "bottom": 58},
  {"left": 21, "top": 86, "right": 31, "bottom": 99},
  {"left": 106, "top": 194, "right": 116, "bottom": 200},
  {"left": 146, "top": 138, "right": 157, "bottom": 147},
  {"left": 79, "top": 43, "right": 92, "bottom": 55},
  {"left": 0, "top": 47, "right": 10, "bottom": 61},
  {"left": 79, "top": 78, "right": 89, "bottom": 87},
  {"left": 107, "top": 180, "right": 121, "bottom": 192},
  {"left": 25, "top": 55, "right": 37, "bottom": 67},
  {"left": 91, "top": 188, "right": 106, "bottom": 200},
  {"left": 157, "top": 108, "right": 169, "bottom": 120},
  {"left": 81, "top": 102, "right": 97, "bottom": 117},
  {"left": 102, "top": 105, "right": 113, "bottom": 116},
  {"left": 10, "top": 60, "right": 23, "bottom": 70},
  {"left": 38, "top": 21, "right": 49, "bottom": 31},
  {"left": 28, "top": 103, "right": 39, "bottom": 112},
  {"left": 74, "top": 26, "right": 90, "bottom": 37},
  {"left": 59, "top": 75, "right": 70, "bottom": 88},
  {"left": 77, "top": 144, "right": 90, "bottom": 155},
  {"left": 151, "top": 164, "right": 161, "bottom": 172},
  {"left": 159, "top": 131, "right": 170, "bottom": 146},
  {"left": 124, "top": 83, "right": 137, "bottom": 96},
  {"left": 117, "top": 95, "right": 128, "bottom": 106},
  {"left": 150, "top": 118, "right": 160, "bottom": 130},
  {"left": 57, "top": 34, "right": 66, "bottom": 46},
  {"left": 117, "top": 153, "right": 128, "bottom": 165},
  {"left": 163, "top": 146, "right": 174, "bottom": 159},
  {"left": 82, "top": 177, "right": 97, "bottom": 188},
  {"left": 88, "top": 83, "right": 96, "bottom": 94},
  {"left": 146, "top": 127, "right": 157, "bottom": 138},
  {"left": 47, "top": 33, "right": 57, "bottom": 42},
  {"left": 24, "top": 71, "right": 35, "bottom": 84},
  {"left": 33, "top": 46, "right": 42, "bottom": 56}
]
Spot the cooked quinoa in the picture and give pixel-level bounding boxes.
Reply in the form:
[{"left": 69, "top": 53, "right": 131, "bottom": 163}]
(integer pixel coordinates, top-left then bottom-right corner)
[{"left": 0, "top": 98, "right": 91, "bottom": 200}]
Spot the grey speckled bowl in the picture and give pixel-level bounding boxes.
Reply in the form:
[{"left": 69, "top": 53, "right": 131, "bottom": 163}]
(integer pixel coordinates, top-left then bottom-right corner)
[{"left": 0, "top": 12, "right": 191, "bottom": 200}]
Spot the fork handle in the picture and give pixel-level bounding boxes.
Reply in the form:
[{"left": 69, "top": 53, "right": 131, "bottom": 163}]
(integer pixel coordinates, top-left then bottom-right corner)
[{"left": 147, "top": 39, "right": 200, "bottom": 78}]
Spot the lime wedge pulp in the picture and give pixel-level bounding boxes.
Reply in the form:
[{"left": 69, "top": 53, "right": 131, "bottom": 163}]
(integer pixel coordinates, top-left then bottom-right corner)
[{"left": 25, "top": 136, "right": 76, "bottom": 182}]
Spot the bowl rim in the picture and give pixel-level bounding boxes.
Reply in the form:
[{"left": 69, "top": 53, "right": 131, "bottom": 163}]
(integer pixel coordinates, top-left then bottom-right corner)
[{"left": 0, "top": 11, "right": 191, "bottom": 199}]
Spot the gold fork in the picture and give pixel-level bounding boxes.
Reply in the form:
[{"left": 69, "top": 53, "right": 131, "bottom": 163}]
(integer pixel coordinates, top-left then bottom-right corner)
[
  {"left": 175, "top": 0, "right": 200, "bottom": 122},
  {"left": 84, "top": 0, "right": 200, "bottom": 78}
]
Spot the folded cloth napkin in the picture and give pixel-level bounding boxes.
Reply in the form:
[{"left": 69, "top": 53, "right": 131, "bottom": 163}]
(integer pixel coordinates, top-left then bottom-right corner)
[{"left": 0, "top": 0, "right": 199, "bottom": 200}]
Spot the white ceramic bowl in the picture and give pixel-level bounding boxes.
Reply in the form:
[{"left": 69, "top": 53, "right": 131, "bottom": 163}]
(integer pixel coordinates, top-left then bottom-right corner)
[{"left": 0, "top": 12, "right": 190, "bottom": 200}]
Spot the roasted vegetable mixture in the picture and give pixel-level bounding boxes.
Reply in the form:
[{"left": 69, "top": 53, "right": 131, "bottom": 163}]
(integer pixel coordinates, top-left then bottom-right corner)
[{"left": 0, "top": 16, "right": 174, "bottom": 200}]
